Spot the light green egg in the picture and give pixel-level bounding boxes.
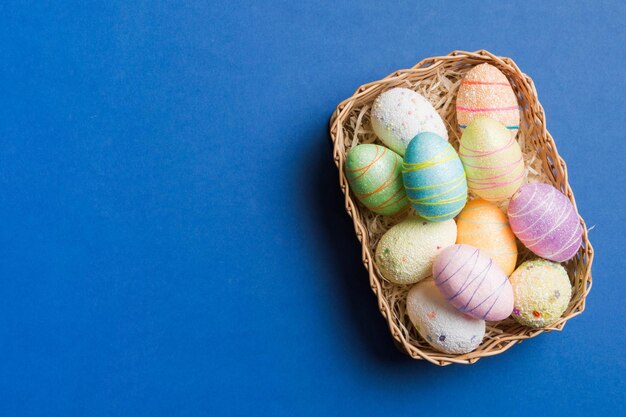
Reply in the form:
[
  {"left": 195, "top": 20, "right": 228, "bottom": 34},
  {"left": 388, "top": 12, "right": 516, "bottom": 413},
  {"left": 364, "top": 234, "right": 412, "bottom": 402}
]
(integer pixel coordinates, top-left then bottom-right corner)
[{"left": 345, "top": 144, "right": 409, "bottom": 216}]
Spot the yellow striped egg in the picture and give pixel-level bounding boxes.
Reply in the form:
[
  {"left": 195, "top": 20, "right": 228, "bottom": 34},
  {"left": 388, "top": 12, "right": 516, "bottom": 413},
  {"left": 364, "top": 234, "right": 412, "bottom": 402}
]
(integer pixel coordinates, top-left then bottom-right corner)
[
  {"left": 345, "top": 144, "right": 409, "bottom": 216},
  {"left": 459, "top": 118, "right": 524, "bottom": 201},
  {"left": 456, "top": 199, "right": 518, "bottom": 275},
  {"left": 456, "top": 63, "right": 520, "bottom": 137}
]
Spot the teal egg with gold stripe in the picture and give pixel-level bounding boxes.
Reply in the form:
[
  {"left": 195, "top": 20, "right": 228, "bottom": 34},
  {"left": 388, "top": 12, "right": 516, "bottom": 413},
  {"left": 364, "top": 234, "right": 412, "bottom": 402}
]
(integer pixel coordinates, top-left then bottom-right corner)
[
  {"left": 402, "top": 132, "right": 467, "bottom": 222},
  {"left": 345, "top": 144, "right": 409, "bottom": 216}
]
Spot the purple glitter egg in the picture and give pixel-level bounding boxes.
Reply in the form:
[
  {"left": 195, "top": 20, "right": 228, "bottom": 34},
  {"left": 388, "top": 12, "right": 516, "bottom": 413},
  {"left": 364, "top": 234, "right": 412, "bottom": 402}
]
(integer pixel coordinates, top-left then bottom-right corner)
[{"left": 507, "top": 183, "right": 582, "bottom": 262}]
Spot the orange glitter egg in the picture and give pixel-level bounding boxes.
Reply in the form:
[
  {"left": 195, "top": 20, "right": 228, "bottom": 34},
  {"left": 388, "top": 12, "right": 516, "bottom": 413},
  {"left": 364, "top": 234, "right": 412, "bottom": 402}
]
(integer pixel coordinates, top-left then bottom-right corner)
[
  {"left": 455, "top": 198, "right": 518, "bottom": 275},
  {"left": 456, "top": 63, "right": 520, "bottom": 138}
]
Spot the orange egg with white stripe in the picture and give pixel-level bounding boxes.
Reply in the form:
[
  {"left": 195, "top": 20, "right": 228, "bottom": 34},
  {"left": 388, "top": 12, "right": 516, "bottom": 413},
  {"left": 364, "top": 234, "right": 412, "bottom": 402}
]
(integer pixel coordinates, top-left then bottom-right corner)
[
  {"left": 456, "top": 199, "right": 518, "bottom": 275},
  {"left": 456, "top": 63, "right": 520, "bottom": 137}
]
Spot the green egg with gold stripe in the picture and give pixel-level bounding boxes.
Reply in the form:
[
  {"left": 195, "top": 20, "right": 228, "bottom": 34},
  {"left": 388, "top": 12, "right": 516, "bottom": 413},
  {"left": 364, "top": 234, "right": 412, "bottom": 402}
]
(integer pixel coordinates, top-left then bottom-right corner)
[
  {"left": 345, "top": 144, "right": 409, "bottom": 216},
  {"left": 402, "top": 132, "right": 468, "bottom": 222}
]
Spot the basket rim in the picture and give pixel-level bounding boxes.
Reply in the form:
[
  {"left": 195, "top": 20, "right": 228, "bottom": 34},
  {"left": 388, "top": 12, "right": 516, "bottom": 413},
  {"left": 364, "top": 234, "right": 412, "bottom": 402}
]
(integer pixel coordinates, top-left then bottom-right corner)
[{"left": 328, "top": 49, "right": 594, "bottom": 366}]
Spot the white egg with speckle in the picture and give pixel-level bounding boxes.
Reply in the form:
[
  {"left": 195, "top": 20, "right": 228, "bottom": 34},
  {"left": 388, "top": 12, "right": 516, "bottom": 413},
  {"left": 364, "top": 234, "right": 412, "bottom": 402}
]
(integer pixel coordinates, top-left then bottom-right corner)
[
  {"left": 371, "top": 87, "right": 448, "bottom": 156},
  {"left": 407, "top": 280, "right": 485, "bottom": 354}
]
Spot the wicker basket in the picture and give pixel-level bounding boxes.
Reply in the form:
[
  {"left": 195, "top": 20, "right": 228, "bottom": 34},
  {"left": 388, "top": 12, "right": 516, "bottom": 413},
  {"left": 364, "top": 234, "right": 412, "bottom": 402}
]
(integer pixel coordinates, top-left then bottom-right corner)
[{"left": 329, "top": 50, "right": 594, "bottom": 366}]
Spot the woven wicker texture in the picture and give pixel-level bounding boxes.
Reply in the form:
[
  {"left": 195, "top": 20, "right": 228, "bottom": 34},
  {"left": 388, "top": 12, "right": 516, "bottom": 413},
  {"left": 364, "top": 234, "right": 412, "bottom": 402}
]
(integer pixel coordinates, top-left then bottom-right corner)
[{"left": 329, "top": 50, "right": 594, "bottom": 366}]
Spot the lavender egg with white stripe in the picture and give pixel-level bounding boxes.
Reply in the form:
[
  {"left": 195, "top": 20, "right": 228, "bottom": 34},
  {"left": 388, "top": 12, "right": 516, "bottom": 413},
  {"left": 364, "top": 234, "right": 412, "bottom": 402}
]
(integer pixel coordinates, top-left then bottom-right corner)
[
  {"left": 433, "top": 244, "right": 514, "bottom": 321},
  {"left": 507, "top": 183, "right": 582, "bottom": 262}
]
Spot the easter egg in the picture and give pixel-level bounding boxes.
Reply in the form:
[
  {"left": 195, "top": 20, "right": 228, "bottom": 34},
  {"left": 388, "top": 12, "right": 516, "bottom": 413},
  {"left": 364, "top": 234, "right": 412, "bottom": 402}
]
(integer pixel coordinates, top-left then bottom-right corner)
[
  {"left": 509, "top": 259, "right": 572, "bottom": 328},
  {"left": 345, "top": 144, "right": 409, "bottom": 216},
  {"left": 459, "top": 118, "right": 524, "bottom": 201},
  {"left": 402, "top": 132, "right": 467, "bottom": 222},
  {"left": 456, "top": 199, "right": 518, "bottom": 275},
  {"left": 433, "top": 244, "right": 514, "bottom": 321},
  {"left": 507, "top": 183, "right": 582, "bottom": 262},
  {"left": 407, "top": 280, "right": 485, "bottom": 354},
  {"left": 371, "top": 87, "right": 448, "bottom": 156},
  {"left": 456, "top": 63, "right": 520, "bottom": 137},
  {"left": 375, "top": 216, "right": 456, "bottom": 285}
]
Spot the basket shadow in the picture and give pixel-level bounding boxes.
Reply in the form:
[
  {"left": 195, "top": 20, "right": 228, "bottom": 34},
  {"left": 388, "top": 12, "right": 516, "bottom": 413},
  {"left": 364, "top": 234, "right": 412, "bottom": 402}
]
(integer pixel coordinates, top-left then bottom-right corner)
[{"left": 299, "top": 119, "right": 414, "bottom": 366}]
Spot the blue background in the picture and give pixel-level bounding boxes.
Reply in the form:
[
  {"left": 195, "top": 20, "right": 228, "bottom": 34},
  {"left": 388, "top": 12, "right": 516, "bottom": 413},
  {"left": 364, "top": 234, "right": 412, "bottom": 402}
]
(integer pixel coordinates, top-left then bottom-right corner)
[{"left": 1, "top": 1, "right": 624, "bottom": 416}]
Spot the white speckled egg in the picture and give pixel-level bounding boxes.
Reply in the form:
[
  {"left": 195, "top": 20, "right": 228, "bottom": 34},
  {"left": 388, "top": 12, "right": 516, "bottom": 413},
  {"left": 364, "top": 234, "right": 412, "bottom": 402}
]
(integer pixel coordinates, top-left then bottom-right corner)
[
  {"left": 371, "top": 87, "right": 448, "bottom": 156},
  {"left": 407, "top": 280, "right": 485, "bottom": 354},
  {"left": 375, "top": 216, "right": 456, "bottom": 285}
]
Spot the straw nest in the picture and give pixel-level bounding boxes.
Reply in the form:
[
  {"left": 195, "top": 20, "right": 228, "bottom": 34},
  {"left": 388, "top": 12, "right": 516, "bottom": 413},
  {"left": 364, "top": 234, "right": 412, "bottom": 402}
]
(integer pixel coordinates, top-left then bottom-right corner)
[{"left": 329, "top": 50, "right": 594, "bottom": 365}]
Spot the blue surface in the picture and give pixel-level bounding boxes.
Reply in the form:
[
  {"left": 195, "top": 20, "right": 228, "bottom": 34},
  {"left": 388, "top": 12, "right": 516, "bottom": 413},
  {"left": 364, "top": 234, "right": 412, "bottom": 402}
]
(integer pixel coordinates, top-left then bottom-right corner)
[{"left": 0, "top": 1, "right": 624, "bottom": 416}]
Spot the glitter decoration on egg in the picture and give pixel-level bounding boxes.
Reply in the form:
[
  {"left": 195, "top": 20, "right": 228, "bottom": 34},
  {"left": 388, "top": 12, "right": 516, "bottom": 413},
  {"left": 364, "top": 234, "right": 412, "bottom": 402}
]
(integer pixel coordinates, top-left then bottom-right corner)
[
  {"left": 375, "top": 216, "right": 456, "bottom": 285},
  {"left": 456, "top": 198, "right": 518, "bottom": 275},
  {"left": 456, "top": 63, "right": 521, "bottom": 138},
  {"left": 459, "top": 118, "right": 525, "bottom": 201},
  {"left": 509, "top": 259, "right": 572, "bottom": 328},
  {"left": 406, "top": 280, "right": 485, "bottom": 354},
  {"left": 370, "top": 87, "right": 448, "bottom": 156},
  {"left": 345, "top": 144, "right": 409, "bottom": 216},
  {"left": 433, "top": 244, "right": 514, "bottom": 321},
  {"left": 508, "top": 183, "right": 582, "bottom": 262},
  {"left": 402, "top": 132, "right": 468, "bottom": 222}
]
